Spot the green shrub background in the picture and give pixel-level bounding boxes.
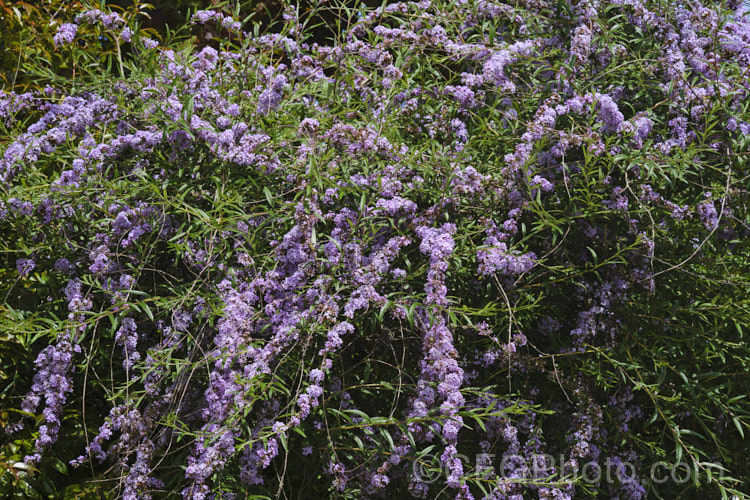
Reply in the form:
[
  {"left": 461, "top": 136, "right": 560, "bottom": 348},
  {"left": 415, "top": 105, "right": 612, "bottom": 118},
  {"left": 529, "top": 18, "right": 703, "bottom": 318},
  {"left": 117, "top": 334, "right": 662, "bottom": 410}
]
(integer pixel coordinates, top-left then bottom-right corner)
[{"left": 1, "top": 0, "right": 750, "bottom": 498}]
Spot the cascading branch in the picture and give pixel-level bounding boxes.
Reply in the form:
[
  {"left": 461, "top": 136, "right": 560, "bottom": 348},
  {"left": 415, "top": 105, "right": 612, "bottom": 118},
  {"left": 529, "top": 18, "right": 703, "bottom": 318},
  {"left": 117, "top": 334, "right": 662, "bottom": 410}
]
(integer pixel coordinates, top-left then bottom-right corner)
[{"left": 1, "top": 0, "right": 750, "bottom": 498}]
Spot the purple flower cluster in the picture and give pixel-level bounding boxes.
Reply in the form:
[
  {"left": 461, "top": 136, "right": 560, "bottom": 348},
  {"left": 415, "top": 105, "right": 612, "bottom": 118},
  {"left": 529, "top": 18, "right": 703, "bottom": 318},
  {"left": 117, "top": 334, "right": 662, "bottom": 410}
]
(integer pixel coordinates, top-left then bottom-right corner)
[
  {"left": 76, "top": 9, "right": 125, "bottom": 29},
  {"left": 697, "top": 194, "right": 719, "bottom": 230},
  {"left": 483, "top": 40, "right": 538, "bottom": 93},
  {"left": 20, "top": 279, "right": 90, "bottom": 462},
  {"left": 478, "top": 239, "right": 536, "bottom": 277},
  {"left": 416, "top": 223, "right": 456, "bottom": 307},
  {"left": 53, "top": 23, "right": 78, "bottom": 47},
  {"left": 16, "top": 257, "right": 36, "bottom": 277},
  {"left": 191, "top": 10, "right": 242, "bottom": 32},
  {"left": 115, "top": 317, "right": 140, "bottom": 370}
]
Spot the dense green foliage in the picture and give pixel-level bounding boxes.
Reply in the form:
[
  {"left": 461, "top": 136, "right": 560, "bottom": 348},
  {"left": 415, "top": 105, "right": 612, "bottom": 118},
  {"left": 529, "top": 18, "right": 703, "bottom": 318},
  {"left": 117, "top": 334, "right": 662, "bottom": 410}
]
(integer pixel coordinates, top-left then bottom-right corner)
[{"left": 2, "top": 0, "right": 750, "bottom": 498}]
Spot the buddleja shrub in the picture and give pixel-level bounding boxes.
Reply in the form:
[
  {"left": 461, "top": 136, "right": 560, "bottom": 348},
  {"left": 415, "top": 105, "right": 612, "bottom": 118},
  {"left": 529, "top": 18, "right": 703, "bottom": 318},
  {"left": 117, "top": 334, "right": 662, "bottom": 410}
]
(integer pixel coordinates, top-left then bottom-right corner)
[{"left": 2, "top": 0, "right": 750, "bottom": 498}]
